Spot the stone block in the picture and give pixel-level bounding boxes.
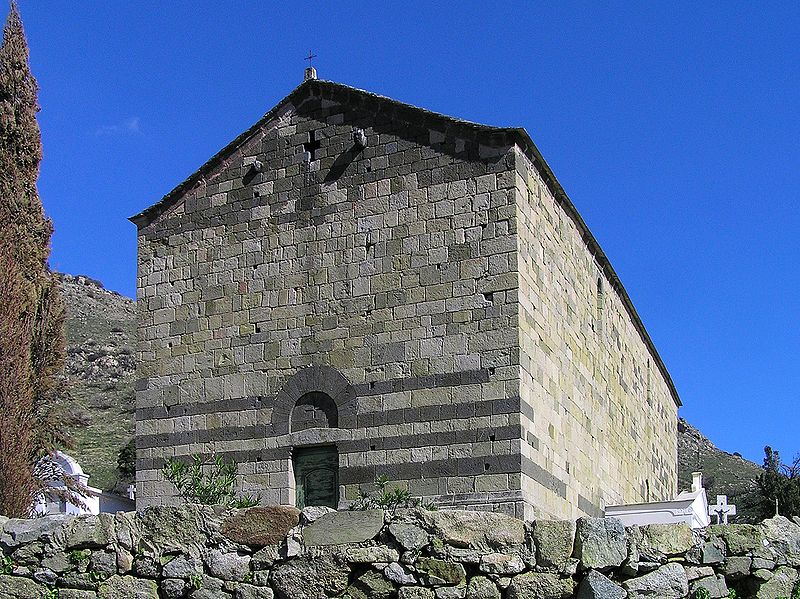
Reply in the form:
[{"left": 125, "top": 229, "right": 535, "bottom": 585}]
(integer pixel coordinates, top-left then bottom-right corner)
[
  {"left": 574, "top": 517, "right": 627, "bottom": 570},
  {"left": 302, "top": 510, "right": 384, "bottom": 546},
  {"left": 221, "top": 506, "right": 300, "bottom": 547},
  {"left": 506, "top": 572, "right": 575, "bottom": 599}
]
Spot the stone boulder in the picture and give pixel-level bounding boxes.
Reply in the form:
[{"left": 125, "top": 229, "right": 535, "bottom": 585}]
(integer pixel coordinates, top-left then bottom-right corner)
[
  {"left": 415, "top": 557, "right": 467, "bottom": 586},
  {"left": 576, "top": 570, "right": 625, "bottom": 599},
  {"left": 623, "top": 563, "right": 688, "bottom": 599},
  {"left": 205, "top": 548, "right": 251, "bottom": 581},
  {"left": 0, "top": 574, "right": 47, "bottom": 598},
  {"left": 753, "top": 565, "right": 799, "bottom": 599},
  {"left": 98, "top": 574, "right": 159, "bottom": 599},
  {"left": 639, "top": 523, "right": 695, "bottom": 556},
  {"left": 531, "top": 519, "right": 575, "bottom": 571},
  {"left": 390, "top": 522, "right": 430, "bottom": 551},
  {"left": 506, "top": 572, "right": 575, "bottom": 599},
  {"left": 221, "top": 506, "right": 300, "bottom": 547},
  {"left": 710, "top": 523, "right": 763, "bottom": 556},
  {"left": 466, "top": 576, "right": 501, "bottom": 599},
  {"left": 399, "top": 588, "right": 435, "bottom": 599},
  {"left": 574, "top": 518, "right": 627, "bottom": 570},
  {"left": 1, "top": 515, "right": 70, "bottom": 546},
  {"left": 64, "top": 514, "right": 115, "bottom": 549},
  {"left": 689, "top": 574, "right": 728, "bottom": 599},
  {"left": 135, "top": 505, "right": 221, "bottom": 556},
  {"left": 302, "top": 510, "right": 384, "bottom": 546},
  {"left": 760, "top": 515, "right": 800, "bottom": 566},
  {"left": 478, "top": 553, "right": 525, "bottom": 575},
  {"left": 270, "top": 554, "right": 349, "bottom": 599},
  {"left": 420, "top": 510, "right": 525, "bottom": 552},
  {"left": 346, "top": 569, "right": 396, "bottom": 599}
]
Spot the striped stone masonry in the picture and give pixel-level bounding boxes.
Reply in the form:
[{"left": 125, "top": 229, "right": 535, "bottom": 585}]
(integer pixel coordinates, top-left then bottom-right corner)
[{"left": 131, "top": 79, "right": 679, "bottom": 519}]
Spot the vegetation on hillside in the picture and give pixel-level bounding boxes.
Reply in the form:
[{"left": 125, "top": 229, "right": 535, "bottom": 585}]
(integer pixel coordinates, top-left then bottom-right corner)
[
  {"left": 0, "top": 2, "right": 70, "bottom": 517},
  {"left": 756, "top": 446, "right": 800, "bottom": 520}
]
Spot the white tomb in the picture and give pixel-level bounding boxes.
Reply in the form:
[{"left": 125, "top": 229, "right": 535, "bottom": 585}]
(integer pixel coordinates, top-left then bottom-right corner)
[
  {"left": 605, "top": 472, "right": 712, "bottom": 529},
  {"left": 32, "top": 451, "right": 134, "bottom": 516}
]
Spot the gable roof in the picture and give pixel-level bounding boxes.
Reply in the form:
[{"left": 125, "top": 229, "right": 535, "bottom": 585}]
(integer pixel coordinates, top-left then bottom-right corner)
[{"left": 129, "top": 79, "right": 681, "bottom": 408}]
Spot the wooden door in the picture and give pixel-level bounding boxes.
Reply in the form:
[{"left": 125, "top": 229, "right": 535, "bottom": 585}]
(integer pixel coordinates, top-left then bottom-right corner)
[{"left": 294, "top": 446, "right": 339, "bottom": 509}]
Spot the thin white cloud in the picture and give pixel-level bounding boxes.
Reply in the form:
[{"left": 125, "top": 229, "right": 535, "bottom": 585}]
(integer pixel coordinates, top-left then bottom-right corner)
[{"left": 95, "top": 117, "right": 140, "bottom": 136}]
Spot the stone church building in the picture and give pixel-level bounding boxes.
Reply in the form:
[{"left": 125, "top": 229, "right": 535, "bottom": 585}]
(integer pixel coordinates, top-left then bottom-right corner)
[{"left": 131, "top": 71, "right": 680, "bottom": 520}]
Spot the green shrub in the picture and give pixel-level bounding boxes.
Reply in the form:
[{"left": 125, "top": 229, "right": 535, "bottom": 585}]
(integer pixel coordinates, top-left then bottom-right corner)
[
  {"left": 161, "top": 453, "right": 260, "bottom": 507},
  {"left": 349, "top": 475, "right": 437, "bottom": 515}
]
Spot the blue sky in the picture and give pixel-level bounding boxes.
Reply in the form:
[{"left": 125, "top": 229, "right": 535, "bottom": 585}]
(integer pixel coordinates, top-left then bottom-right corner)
[{"left": 14, "top": 2, "right": 799, "bottom": 467}]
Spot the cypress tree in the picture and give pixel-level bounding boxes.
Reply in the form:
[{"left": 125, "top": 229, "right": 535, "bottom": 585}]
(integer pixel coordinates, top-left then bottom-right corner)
[{"left": 0, "top": 1, "right": 67, "bottom": 517}]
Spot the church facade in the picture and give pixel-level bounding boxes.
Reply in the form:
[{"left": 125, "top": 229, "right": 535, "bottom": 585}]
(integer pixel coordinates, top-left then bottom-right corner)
[{"left": 131, "top": 74, "right": 680, "bottom": 520}]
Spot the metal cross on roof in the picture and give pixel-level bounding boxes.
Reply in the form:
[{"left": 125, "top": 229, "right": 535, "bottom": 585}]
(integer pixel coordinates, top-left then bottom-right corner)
[{"left": 305, "top": 51, "right": 317, "bottom": 66}]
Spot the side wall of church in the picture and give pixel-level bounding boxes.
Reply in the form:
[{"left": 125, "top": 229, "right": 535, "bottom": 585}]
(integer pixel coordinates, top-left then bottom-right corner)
[
  {"left": 134, "top": 87, "right": 529, "bottom": 515},
  {"left": 513, "top": 149, "right": 678, "bottom": 519}
]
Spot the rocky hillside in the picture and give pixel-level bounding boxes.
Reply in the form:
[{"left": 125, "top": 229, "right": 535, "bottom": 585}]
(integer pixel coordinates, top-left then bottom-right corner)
[
  {"left": 57, "top": 273, "right": 136, "bottom": 493},
  {"left": 677, "top": 417, "right": 763, "bottom": 522}
]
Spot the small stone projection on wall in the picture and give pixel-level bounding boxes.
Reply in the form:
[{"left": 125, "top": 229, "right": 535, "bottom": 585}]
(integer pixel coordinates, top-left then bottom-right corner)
[{"left": 1, "top": 506, "right": 800, "bottom": 599}]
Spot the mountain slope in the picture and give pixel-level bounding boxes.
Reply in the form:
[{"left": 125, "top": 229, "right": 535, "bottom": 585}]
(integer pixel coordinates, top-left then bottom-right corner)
[
  {"left": 677, "top": 417, "right": 762, "bottom": 522},
  {"left": 57, "top": 273, "right": 136, "bottom": 492}
]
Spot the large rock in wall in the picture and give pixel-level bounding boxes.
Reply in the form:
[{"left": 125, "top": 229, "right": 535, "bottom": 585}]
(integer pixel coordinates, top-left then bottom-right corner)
[{"left": 1, "top": 507, "right": 800, "bottom": 598}]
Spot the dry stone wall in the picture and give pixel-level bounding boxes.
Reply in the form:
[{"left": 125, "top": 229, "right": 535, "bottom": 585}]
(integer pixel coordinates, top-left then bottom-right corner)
[{"left": 2, "top": 506, "right": 800, "bottom": 599}]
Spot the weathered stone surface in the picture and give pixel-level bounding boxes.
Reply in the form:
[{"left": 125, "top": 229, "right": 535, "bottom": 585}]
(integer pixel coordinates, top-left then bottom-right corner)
[
  {"left": 576, "top": 570, "right": 625, "bottom": 599},
  {"left": 98, "top": 574, "right": 159, "bottom": 599},
  {"left": 270, "top": 554, "right": 349, "bottom": 599},
  {"left": 299, "top": 506, "right": 335, "bottom": 524},
  {"left": 251, "top": 546, "right": 280, "bottom": 570},
  {"left": 399, "top": 588, "right": 435, "bottom": 599},
  {"left": 345, "top": 545, "right": 399, "bottom": 563},
  {"left": 236, "top": 583, "right": 274, "bottom": 599},
  {"left": 710, "top": 523, "right": 763, "bottom": 555},
  {"left": 477, "top": 552, "right": 524, "bottom": 575},
  {"left": 466, "top": 576, "right": 500, "bottom": 599},
  {"left": 761, "top": 515, "right": 800, "bottom": 566},
  {"left": 506, "top": 572, "right": 575, "bottom": 599},
  {"left": 349, "top": 569, "right": 396, "bottom": 599},
  {"left": 434, "top": 587, "right": 466, "bottom": 599},
  {"left": 701, "top": 539, "right": 725, "bottom": 564},
  {"left": 723, "top": 555, "right": 752, "bottom": 579},
  {"left": 421, "top": 510, "right": 525, "bottom": 551},
  {"left": 0, "top": 574, "right": 46, "bottom": 598},
  {"left": 302, "top": 510, "right": 384, "bottom": 546},
  {"left": 136, "top": 505, "right": 219, "bottom": 555},
  {"left": 59, "top": 590, "right": 99, "bottom": 599},
  {"left": 162, "top": 554, "right": 203, "bottom": 578},
  {"left": 390, "top": 522, "right": 429, "bottom": 551},
  {"left": 689, "top": 574, "right": 728, "bottom": 599},
  {"left": 755, "top": 565, "right": 799, "bottom": 599},
  {"left": 65, "top": 515, "right": 115, "bottom": 549},
  {"left": 221, "top": 506, "right": 300, "bottom": 547},
  {"left": 531, "top": 519, "right": 574, "bottom": 570},
  {"left": 1, "top": 515, "right": 70, "bottom": 546},
  {"left": 205, "top": 549, "right": 251, "bottom": 581},
  {"left": 574, "top": 518, "right": 627, "bottom": 570},
  {"left": 160, "top": 577, "right": 187, "bottom": 599},
  {"left": 639, "top": 523, "right": 695, "bottom": 556},
  {"left": 385, "top": 562, "right": 416, "bottom": 585},
  {"left": 623, "top": 563, "right": 688, "bottom": 599},
  {"left": 416, "top": 558, "right": 467, "bottom": 586}
]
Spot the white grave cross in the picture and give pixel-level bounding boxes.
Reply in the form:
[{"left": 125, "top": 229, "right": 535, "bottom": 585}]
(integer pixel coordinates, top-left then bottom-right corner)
[{"left": 709, "top": 495, "right": 737, "bottom": 524}]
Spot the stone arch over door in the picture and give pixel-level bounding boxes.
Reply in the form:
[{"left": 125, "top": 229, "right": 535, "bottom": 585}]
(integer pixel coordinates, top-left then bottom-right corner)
[{"left": 271, "top": 365, "right": 357, "bottom": 436}]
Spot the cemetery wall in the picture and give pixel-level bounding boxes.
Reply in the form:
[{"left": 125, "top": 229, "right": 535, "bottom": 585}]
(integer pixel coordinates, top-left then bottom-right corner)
[{"left": 2, "top": 506, "right": 800, "bottom": 599}]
